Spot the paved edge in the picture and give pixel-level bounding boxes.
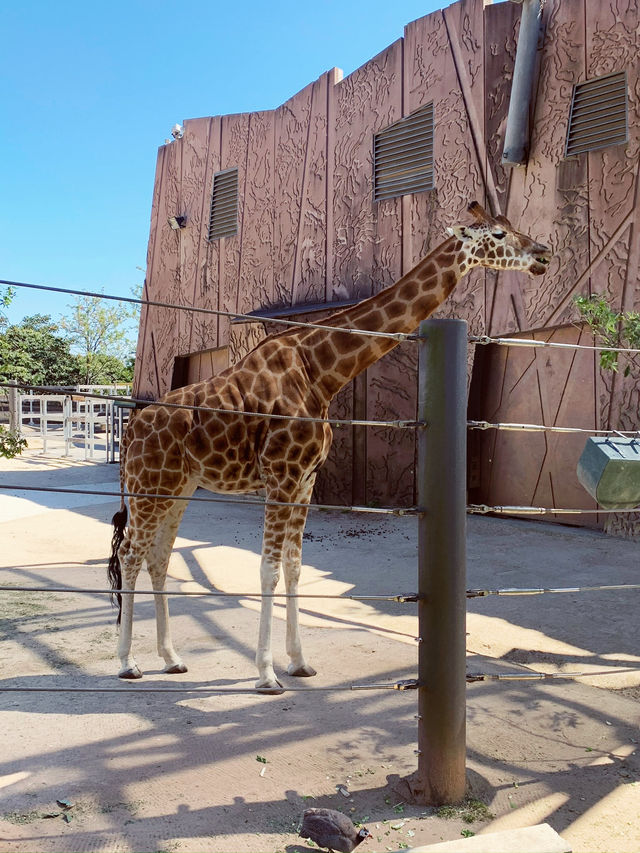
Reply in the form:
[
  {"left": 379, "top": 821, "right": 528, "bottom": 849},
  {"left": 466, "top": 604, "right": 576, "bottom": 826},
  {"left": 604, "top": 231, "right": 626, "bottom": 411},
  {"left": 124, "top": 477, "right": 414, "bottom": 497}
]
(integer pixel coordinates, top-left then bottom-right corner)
[{"left": 407, "top": 822, "right": 571, "bottom": 853}]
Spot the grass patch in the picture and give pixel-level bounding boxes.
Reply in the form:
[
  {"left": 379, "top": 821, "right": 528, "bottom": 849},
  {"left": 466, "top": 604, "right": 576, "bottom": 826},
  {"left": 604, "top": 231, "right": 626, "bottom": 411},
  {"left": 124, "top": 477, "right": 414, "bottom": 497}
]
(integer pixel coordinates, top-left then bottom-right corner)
[
  {"left": 0, "top": 587, "right": 65, "bottom": 641},
  {"left": 437, "top": 798, "right": 493, "bottom": 824},
  {"left": 3, "top": 809, "right": 50, "bottom": 825}
]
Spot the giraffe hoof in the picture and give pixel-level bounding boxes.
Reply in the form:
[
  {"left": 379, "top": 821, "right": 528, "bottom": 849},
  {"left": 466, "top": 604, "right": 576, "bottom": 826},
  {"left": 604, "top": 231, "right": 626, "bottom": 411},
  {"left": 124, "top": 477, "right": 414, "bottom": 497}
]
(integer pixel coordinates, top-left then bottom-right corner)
[
  {"left": 288, "top": 663, "right": 317, "bottom": 677},
  {"left": 255, "top": 678, "right": 285, "bottom": 695},
  {"left": 164, "top": 662, "right": 188, "bottom": 674},
  {"left": 118, "top": 666, "right": 143, "bottom": 680}
]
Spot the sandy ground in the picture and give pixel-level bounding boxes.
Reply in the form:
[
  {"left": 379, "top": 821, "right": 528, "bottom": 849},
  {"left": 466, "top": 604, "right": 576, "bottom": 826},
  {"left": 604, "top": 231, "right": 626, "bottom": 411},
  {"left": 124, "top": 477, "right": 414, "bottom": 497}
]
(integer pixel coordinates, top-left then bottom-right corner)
[{"left": 0, "top": 448, "right": 638, "bottom": 852}]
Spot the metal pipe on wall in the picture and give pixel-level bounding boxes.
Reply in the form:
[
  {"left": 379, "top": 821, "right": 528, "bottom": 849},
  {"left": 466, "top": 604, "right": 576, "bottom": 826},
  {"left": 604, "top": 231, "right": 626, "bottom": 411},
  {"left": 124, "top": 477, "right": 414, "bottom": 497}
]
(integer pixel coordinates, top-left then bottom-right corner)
[
  {"left": 502, "top": 0, "right": 544, "bottom": 167},
  {"left": 415, "top": 319, "right": 468, "bottom": 804}
]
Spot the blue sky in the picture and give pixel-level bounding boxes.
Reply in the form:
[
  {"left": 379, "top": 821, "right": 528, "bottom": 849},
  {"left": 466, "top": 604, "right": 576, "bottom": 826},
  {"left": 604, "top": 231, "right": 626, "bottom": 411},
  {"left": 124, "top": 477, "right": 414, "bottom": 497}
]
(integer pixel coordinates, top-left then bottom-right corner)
[{"left": 2, "top": 0, "right": 445, "bottom": 328}]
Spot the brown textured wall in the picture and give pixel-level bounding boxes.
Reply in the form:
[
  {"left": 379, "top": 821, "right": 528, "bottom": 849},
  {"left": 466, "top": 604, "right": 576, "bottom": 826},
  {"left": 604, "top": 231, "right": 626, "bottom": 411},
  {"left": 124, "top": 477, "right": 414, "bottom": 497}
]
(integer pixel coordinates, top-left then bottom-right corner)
[{"left": 134, "top": 0, "right": 639, "bottom": 524}]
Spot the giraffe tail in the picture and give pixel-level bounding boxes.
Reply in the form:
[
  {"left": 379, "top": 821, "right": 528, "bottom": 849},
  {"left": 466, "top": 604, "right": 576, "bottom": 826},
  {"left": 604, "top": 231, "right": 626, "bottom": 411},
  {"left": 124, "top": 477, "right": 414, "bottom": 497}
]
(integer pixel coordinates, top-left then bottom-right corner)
[
  {"left": 107, "top": 413, "right": 133, "bottom": 625},
  {"left": 108, "top": 506, "right": 127, "bottom": 625}
]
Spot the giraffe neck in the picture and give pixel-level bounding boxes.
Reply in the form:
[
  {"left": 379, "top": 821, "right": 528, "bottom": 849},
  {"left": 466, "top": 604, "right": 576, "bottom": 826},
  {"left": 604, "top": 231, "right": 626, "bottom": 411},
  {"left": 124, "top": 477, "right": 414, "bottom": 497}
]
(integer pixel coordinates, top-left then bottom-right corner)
[{"left": 298, "top": 235, "right": 467, "bottom": 401}]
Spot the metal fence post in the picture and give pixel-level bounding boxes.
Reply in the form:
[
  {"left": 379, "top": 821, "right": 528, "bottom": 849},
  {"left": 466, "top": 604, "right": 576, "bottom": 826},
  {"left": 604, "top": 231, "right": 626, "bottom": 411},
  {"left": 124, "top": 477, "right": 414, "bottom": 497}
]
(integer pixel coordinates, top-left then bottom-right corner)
[
  {"left": 415, "top": 318, "right": 467, "bottom": 805},
  {"left": 7, "top": 381, "right": 19, "bottom": 433}
]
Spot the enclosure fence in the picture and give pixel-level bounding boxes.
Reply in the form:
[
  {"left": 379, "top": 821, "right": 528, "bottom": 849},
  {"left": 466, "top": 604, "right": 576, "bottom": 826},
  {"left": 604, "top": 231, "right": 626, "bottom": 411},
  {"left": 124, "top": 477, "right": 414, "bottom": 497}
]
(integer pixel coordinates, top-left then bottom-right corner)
[
  {"left": 1, "top": 278, "right": 639, "bottom": 804},
  {"left": 5, "top": 384, "right": 131, "bottom": 461}
]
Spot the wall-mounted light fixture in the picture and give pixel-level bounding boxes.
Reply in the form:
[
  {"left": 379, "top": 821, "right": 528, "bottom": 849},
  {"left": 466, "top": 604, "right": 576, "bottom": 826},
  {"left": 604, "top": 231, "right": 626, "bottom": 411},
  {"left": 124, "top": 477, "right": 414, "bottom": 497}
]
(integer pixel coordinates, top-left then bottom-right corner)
[{"left": 168, "top": 215, "right": 187, "bottom": 230}]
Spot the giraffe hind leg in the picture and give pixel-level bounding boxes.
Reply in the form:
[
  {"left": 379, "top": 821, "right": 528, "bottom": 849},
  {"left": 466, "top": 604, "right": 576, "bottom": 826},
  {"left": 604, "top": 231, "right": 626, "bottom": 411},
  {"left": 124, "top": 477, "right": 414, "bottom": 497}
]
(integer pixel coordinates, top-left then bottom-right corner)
[
  {"left": 117, "top": 536, "right": 144, "bottom": 679},
  {"left": 147, "top": 498, "right": 190, "bottom": 674},
  {"left": 115, "top": 494, "right": 189, "bottom": 679}
]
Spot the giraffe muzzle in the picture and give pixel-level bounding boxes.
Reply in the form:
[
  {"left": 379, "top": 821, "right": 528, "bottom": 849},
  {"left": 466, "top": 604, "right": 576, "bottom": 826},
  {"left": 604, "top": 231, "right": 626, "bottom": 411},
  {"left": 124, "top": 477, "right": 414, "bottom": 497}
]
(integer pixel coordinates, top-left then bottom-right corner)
[{"left": 530, "top": 244, "right": 552, "bottom": 276}]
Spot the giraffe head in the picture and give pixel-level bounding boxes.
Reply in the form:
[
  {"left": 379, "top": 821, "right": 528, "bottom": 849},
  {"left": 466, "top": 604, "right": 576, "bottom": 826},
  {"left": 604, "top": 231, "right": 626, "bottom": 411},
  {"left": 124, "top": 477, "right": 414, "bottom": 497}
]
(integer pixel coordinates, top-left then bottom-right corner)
[{"left": 447, "top": 201, "right": 551, "bottom": 276}]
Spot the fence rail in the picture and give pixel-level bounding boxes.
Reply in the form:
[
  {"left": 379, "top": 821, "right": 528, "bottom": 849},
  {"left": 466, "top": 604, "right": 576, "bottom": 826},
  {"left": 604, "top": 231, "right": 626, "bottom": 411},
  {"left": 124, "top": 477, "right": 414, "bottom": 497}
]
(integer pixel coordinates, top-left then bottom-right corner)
[{"left": 5, "top": 384, "right": 131, "bottom": 462}]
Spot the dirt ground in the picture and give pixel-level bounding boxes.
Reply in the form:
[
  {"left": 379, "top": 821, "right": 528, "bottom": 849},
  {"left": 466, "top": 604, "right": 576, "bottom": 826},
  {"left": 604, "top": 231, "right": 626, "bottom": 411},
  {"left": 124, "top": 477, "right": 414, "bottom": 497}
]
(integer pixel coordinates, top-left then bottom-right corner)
[{"left": 0, "top": 450, "right": 638, "bottom": 853}]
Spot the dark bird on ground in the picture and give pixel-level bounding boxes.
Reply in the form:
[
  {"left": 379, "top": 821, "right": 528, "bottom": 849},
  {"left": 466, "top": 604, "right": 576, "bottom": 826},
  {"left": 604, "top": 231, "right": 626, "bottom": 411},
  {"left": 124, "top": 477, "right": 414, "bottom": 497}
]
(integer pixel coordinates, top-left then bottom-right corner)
[{"left": 299, "top": 808, "right": 371, "bottom": 853}]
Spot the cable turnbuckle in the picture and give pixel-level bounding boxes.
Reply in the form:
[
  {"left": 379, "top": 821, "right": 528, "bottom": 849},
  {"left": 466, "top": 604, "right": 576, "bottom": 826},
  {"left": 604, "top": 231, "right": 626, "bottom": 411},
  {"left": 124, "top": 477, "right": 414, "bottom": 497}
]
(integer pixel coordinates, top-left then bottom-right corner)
[
  {"left": 466, "top": 589, "right": 489, "bottom": 598},
  {"left": 393, "top": 679, "right": 419, "bottom": 691}
]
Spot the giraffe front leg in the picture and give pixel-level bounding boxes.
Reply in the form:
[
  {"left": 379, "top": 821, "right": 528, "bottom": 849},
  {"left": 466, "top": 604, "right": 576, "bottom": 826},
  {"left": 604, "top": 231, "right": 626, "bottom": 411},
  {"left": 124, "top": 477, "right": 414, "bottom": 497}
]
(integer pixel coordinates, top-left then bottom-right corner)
[
  {"left": 255, "top": 502, "right": 287, "bottom": 693},
  {"left": 255, "top": 552, "right": 284, "bottom": 693},
  {"left": 285, "top": 569, "right": 316, "bottom": 678}
]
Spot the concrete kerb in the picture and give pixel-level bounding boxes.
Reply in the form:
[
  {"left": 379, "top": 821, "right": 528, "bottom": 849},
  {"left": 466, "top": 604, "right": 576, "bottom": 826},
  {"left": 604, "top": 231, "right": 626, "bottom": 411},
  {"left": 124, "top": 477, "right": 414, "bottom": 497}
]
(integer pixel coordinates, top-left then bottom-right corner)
[{"left": 407, "top": 822, "right": 571, "bottom": 852}]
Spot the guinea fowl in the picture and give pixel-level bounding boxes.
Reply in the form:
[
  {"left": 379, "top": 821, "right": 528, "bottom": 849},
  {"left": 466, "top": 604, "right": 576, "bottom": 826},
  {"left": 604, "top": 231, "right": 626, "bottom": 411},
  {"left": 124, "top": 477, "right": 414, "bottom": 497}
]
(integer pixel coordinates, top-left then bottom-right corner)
[{"left": 299, "top": 808, "right": 371, "bottom": 853}]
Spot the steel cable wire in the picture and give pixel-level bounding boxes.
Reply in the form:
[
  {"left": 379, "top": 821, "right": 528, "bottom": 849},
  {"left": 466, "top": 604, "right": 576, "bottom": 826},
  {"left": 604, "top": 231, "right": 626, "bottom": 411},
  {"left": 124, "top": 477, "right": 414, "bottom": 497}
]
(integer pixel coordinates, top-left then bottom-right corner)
[
  {"left": 0, "top": 482, "right": 419, "bottom": 516},
  {"left": 466, "top": 668, "right": 640, "bottom": 682},
  {"left": 0, "top": 585, "right": 418, "bottom": 602},
  {"left": 2, "top": 670, "right": 638, "bottom": 692},
  {"left": 0, "top": 279, "right": 418, "bottom": 343},
  {"left": 467, "top": 583, "right": 640, "bottom": 597},
  {"left": 0, "top": 679, "right": 420, "bottom": 695},
  {"left": 468, "top": 419, "right": 640, "bottom": 437},
  {"left": 0, "top": 381, "right": 423, "bottom": 431},
  {"left": 467, "top": 504, "right": 640, "bottom": 515},
  {"left": 1, "top": 579, "right": 637, "bottom": 599},
  {"left": 470, "top": 333, "right": 640, "bottom": 355}
]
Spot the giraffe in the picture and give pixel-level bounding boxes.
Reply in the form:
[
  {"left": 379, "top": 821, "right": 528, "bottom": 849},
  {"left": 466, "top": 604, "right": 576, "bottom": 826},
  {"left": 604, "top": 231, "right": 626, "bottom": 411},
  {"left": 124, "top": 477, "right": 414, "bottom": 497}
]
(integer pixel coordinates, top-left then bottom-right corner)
[{"left": 108, "top": 201, "right": 551, "bottom": 691}]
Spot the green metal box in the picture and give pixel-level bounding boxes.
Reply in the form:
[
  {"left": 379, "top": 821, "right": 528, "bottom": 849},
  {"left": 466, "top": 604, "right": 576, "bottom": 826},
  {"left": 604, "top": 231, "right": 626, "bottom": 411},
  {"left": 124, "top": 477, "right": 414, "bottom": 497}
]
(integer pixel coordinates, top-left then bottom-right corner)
[{"left": 577, "top": 436, "right": 640, "bottom": 509}]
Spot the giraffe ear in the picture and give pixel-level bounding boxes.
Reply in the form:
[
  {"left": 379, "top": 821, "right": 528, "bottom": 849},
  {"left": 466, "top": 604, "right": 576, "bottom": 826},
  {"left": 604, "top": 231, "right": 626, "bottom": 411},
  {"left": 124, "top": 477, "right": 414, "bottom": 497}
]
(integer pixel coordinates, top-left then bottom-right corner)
[{"left": 447, "top": 225, "right": 472, "bottom": 241}]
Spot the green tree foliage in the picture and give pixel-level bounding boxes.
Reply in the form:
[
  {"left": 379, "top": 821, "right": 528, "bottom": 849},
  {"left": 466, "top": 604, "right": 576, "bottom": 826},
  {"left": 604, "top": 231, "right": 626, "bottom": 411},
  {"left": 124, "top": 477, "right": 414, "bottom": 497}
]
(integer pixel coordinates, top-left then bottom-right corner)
[
  {"left": 575, "top": 294, "right": 640, "bottom": 376},
  {"left": 0, "top": 309, "right": 136, "bottom": 387},
  {"left": 0, "top": 314, "right": 77, "bottom": 385},
  {"left": 59, "top": 295, "right": 137, "bottom": 384}
]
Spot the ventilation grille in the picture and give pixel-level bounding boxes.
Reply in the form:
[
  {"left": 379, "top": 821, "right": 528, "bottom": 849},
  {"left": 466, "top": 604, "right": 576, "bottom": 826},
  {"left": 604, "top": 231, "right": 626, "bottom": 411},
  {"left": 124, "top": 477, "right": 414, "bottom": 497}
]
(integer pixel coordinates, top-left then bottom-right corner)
[
  {"left": 208, "top": 168, "right": 238, "bottom": 240},
  {"left": 565, "top": 72, "right": 628, "bottom": 157},
  {"left": 373, "top": 103, "right": 434, "bottom": 201}
]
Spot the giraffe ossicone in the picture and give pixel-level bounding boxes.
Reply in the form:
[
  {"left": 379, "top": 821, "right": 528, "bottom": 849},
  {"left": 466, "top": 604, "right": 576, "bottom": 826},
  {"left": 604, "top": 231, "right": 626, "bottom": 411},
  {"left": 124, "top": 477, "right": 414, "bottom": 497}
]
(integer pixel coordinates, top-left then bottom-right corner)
[{"left": 107, "top": 201, "right": 551, "bottom": 692}]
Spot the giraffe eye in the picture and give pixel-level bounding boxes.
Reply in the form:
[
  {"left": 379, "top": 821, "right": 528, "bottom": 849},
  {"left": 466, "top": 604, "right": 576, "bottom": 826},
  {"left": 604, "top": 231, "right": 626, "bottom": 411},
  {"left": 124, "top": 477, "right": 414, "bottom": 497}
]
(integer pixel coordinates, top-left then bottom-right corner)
[{"left": 492, "top": 230, "right": 506, "bottom": 239}]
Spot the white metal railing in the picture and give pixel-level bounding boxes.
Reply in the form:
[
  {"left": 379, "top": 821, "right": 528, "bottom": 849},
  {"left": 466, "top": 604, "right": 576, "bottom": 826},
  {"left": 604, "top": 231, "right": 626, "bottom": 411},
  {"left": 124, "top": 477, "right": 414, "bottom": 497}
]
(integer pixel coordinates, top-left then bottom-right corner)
[{"left": 15, "top": 386, "right": 130, "bottom": 462}]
